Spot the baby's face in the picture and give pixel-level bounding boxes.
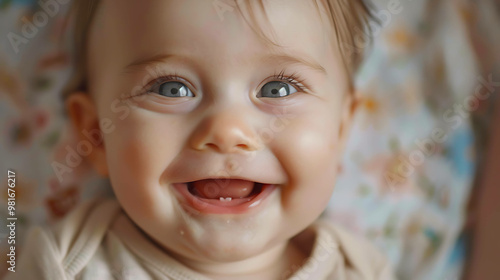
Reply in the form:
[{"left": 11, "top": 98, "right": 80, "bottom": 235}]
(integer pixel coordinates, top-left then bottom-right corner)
[{"left": 86, "top": 0, "right": 352, "bottom": 264}]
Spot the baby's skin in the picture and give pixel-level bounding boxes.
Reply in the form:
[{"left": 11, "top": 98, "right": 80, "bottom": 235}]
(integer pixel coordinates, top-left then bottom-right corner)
[{"left": 66, "top": 0, "right": 356, "bottom": 279}]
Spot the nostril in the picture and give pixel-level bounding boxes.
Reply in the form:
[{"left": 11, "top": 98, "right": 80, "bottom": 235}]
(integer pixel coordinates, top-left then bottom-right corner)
[
  {"left": 202, "top": 143, "right": 228, "bottom": 153},
  {"left": 236, "top": 144, "right": 250, "bottom": 150},
  {"left": 205, "top": 143, "right": 219, "bottom": 151}
]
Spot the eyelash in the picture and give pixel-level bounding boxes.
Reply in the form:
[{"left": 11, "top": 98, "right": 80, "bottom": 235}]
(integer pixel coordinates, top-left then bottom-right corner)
[
  {"left": 268, "top": 70, "right": 308, "bottom": 93},
  {"left": 142, "top": 73, "right": 186, "bottom": 95},
  {"left": 133, "top": 69, "right": 309, "bottom": 98}
]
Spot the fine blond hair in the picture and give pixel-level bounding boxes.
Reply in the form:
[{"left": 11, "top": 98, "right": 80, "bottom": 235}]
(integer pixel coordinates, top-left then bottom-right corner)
[{"left": 62, "top": 0, "right": 374, "bottom": 100}]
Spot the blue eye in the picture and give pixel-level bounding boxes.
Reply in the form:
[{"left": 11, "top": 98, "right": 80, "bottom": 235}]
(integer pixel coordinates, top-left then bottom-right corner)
[
  {"left": 259, "top": 81, "right": 297, "bottom": 98},
  {"left": 153, "top": 81, "right": 194, "bottom": 97}
]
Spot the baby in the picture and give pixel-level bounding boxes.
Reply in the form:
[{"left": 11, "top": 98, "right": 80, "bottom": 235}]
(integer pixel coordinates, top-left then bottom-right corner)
[{"left": 7, "top": 0, "right": 395, "bottom": 279}]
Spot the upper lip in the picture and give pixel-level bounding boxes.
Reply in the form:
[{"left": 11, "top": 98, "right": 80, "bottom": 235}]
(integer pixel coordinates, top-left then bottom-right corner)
[{"left": 183, "top": 176, "right": 274, "bottom": 185}]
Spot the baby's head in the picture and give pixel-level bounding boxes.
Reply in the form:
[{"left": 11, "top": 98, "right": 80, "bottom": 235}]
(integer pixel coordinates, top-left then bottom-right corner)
[{"left": 64, "top": 0, "right": 372, "bottom": 276}]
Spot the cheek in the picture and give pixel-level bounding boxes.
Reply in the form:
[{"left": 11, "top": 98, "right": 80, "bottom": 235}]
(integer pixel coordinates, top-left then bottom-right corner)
[
  {"left": 103, "top": 111, "right": 185, "bottom": 217},
  {"left": 274, "top": 108, "right": 341, "bottom": 180},
  {"left": 271, "top": 109, "right": 341, "bottom": 224}
]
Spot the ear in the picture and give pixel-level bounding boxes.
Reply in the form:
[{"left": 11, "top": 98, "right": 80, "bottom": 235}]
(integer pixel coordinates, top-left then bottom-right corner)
[
  {"left": 337, "top": 88, "right": 360, "bottom": 154},
  {"left": 65, "top": 92, "right": 109, "bottom": 177}
]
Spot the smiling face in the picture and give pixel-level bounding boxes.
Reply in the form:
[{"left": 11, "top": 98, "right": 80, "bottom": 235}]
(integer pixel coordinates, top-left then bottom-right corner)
[{"left": 68, "top": 0, "right": 355, "bottom": 271}]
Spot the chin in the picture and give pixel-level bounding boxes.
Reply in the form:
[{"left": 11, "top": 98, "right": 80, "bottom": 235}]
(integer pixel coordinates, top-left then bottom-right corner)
[
  {"left": 176, "top": 211, "right": 283, "bottom": 263},
  {"left": 193, "top": 238, "right": 269, "bottom": 262}
]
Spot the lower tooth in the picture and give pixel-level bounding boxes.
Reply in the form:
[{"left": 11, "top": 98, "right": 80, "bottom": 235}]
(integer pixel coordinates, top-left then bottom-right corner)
[{"left": 219, "top": 197, "right": 232, "bottom": 201}]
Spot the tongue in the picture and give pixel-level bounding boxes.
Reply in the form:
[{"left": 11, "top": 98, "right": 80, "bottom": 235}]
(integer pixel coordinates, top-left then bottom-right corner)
[{"left": 191, "top": 179, "right": 255, "bottom": 199}]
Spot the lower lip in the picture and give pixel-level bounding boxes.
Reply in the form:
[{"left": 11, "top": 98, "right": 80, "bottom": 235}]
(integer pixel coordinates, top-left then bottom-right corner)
[{"left": 171, "top": 182, "right": 277, "bottom": 214}]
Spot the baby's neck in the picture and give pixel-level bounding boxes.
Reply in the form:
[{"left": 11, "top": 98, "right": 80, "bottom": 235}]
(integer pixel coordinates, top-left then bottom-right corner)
[{"left": 176, "top": 240, "right": 309, "bottom": 280}]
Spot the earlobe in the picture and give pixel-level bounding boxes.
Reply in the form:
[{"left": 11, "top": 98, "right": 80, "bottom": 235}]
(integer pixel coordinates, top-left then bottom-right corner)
[{"left": 65, "top": 92, "right": 109, "bottom": 177}]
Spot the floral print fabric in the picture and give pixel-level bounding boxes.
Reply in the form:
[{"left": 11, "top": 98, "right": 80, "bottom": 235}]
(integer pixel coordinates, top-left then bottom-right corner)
[{"left": 0, "top": 0, "right": 498, "bottom": 279}]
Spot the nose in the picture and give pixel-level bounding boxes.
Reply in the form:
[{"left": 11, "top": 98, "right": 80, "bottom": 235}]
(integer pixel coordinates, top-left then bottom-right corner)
[{"left": 189, "top": 106, "right": 262, "bottom": 154}]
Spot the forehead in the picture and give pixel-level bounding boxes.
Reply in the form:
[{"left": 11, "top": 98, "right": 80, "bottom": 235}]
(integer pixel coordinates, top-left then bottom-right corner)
[{"left": 89, "top": 0, "right": 344, "bottom": 84}]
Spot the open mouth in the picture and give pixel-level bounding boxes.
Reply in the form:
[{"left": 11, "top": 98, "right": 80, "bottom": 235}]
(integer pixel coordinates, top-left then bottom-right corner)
[{"left": 172, "top": 179, "right": 276, "bottom": 214}]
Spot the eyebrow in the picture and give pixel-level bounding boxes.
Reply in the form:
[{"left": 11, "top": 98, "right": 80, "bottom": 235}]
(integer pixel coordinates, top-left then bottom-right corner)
[
  {"left": 261, "top": 53, "right": 327, "bottom": 74},
  {"left": 123, "top": 52, "right": 327, "bottom": 75},
  {"left": 123, "top": 53, "right": 180, "bottom": 73}
]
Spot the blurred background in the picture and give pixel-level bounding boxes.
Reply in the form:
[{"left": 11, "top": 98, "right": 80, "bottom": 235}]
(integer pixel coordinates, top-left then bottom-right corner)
[{"left": 0, "top": 0, "right": 499, "bottom": 279}]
